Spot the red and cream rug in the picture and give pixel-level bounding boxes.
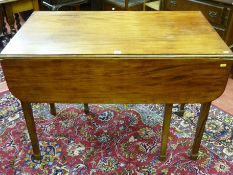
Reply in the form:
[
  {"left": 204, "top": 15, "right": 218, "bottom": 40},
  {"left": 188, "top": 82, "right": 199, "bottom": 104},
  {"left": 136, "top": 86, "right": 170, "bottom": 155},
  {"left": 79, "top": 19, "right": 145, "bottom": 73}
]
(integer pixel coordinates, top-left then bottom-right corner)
[{"left": 0, "top": 92, "right": 232, "bottom": 174}]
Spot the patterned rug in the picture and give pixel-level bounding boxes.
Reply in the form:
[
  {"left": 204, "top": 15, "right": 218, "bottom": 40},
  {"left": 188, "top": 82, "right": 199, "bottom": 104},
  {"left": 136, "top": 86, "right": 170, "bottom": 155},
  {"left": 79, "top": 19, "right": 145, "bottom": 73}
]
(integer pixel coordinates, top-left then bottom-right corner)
[{"left": 0, "top": 91, "right": 233, "bottom": 174}]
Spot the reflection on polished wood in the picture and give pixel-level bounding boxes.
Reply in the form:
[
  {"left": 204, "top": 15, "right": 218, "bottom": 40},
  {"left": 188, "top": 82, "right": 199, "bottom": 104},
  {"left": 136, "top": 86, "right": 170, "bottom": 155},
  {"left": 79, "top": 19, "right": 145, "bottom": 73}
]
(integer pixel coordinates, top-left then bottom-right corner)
[
  {"left": 1, "top": 12, "right": 232, "bottom": 160},
  {"left": 1, "top": 11, "right": 232, "bottom": 55}
]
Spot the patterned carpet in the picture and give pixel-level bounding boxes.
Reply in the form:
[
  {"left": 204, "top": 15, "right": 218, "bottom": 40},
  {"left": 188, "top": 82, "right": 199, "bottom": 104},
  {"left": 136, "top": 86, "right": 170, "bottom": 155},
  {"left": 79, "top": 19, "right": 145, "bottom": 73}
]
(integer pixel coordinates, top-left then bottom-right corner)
[{"left": 0, "top": 91, "right": 232, "bottom": 174}]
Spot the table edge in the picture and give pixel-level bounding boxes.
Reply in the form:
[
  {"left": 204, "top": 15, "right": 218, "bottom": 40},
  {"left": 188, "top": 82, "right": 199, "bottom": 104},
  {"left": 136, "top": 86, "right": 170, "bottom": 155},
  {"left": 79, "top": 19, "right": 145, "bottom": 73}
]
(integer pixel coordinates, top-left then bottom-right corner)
[{"left": 1, "top": 54, "right": 233, "bottom": 60}]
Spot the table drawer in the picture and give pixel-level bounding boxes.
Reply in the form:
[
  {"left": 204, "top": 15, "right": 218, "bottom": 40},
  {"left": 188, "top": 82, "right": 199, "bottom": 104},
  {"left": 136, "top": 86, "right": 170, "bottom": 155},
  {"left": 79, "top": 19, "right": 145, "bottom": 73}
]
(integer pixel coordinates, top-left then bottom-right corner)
[{"left": 165, "top": 0, "right": 227, "bottom": 26}]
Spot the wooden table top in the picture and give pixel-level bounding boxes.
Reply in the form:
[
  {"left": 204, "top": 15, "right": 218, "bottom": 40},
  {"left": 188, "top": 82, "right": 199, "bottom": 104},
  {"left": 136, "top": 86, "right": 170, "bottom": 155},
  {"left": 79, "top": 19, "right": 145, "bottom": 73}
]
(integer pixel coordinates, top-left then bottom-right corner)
[{"left": 1, "top": 11, "right": 232, "bottom": 58}]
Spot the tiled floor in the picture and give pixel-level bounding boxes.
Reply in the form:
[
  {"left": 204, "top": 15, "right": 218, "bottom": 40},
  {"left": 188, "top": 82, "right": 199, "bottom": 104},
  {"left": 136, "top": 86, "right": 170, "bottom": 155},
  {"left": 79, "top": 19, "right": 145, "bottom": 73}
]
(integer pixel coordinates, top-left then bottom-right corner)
[
  {"left": 212, "top": 78, "right": 233, "bottom": 115},
  {"left": 0, "top": 81, "right": 7, "bottom": 94}
]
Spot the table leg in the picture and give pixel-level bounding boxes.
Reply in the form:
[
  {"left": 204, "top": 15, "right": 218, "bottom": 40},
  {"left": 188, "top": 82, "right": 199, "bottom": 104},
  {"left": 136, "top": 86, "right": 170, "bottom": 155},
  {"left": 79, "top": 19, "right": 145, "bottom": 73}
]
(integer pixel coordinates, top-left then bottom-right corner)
[
  {"left": 0, "top": 6, "right": 10, "bottom": 48},
  {"left": 180, "top": 103, "right": 185, "bottom": 111},
  {"left": 190, "top": 102, "right": 211, "bottom": 160},
  {"left": 160, "top": 103, "right": 173, "bottom": 161},
  {"left": 32, "top": 0, "right": 40, "bottom": 10},
  {"left": 84, "top": 103, "right": 89, "bottom": 114},
  {"left": 179, "top": 103, "right": 185, "bottom": 116},
  {"left": 0, "top": 5, "right": 4, "bottom": 35},
  {"left": 50, "top": 103, "right": 56, "bottom": 116},
  {"left": 3, "top": 4, "right": 16, "bottom": 35},
  {"left": 21, "top": 101, "right": 41, "bottom": 160},
  {"left": 174, "top": 103, "right": 185, "bottom": 117},
  {"left": 14, "top": 13, "right": 21, "bottom": 30}
]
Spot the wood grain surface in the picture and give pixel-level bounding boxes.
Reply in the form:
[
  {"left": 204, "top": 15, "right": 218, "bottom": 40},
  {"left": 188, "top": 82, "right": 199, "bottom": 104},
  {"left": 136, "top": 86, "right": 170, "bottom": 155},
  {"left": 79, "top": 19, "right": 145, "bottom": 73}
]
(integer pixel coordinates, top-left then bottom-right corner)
[
  {"left": 2, "top": 58, "right": 231, "bottom": 103},
  {"left": 0, "top": 11, "right": 232, "bottom": 56}
]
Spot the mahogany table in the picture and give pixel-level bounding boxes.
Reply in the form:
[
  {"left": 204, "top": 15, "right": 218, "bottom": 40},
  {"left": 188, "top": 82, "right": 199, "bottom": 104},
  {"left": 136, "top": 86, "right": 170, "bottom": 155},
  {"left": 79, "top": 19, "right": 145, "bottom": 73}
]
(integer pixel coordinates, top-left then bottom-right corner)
[{"left": 0, "top": 11, "right": 232, "bottom": 161}]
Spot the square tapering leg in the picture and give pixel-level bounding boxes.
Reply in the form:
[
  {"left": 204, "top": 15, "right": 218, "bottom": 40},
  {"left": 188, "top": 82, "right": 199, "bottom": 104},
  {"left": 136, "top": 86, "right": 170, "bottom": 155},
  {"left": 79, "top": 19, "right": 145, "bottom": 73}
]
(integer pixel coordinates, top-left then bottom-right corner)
[
  {"left": 179, "top": 103, "right": 185, "bottom": 116},
  {"left": 84, "top": 103, "right": 89, "bottom": 114},
  {"left": 21, "top": 101, "right": 41, "bottom": 160},
  {"left": 190, "top": 102, "right": 211, "bottom": 160},
  {"left": 50, "top": 103, "right": 56, "bottom": 116},
  {"left": 160, "top": 104, "right": 173, "bottom": 161},
  {"left": 174, "top": 103, "right": 185, "bottom": 117}
]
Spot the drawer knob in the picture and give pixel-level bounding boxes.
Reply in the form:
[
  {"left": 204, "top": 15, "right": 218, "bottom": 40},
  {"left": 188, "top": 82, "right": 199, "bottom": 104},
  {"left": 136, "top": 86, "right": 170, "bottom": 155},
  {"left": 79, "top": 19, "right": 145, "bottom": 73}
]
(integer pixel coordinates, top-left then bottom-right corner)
[
  {"left": 170, "top": 0, "right": 176, "bottom": 6},
  {"left": 208, "top": 11, "right": 218, "bottom": 18}
]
